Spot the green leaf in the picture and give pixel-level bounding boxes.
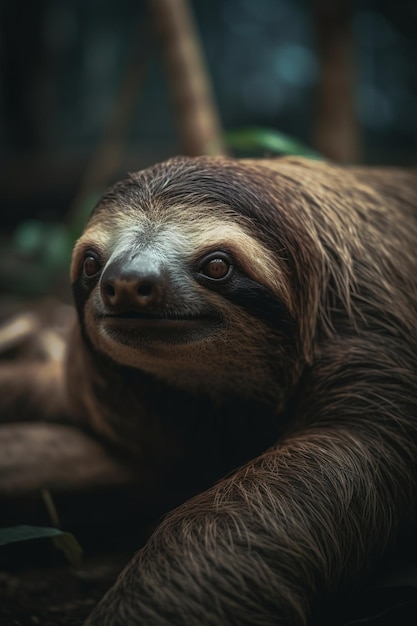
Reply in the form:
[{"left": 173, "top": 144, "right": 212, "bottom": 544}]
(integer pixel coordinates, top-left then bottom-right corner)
[
  {"left": 13, "top": 220, "right": 46, "bottom": 254},
  {"left": 13, "top": 221, "right": 73, "bottom": 267},
  {"left": 51, "top": 533, "right": 83, "bottom": 567},
  {"left": 0, "top": 525, "right": 83, "bottom": 567},
  {"left": 225, "top": 126, "right": 321, "bottom": 158}
]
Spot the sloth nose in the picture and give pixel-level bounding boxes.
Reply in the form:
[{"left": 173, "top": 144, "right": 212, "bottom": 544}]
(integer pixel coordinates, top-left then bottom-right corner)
[{"left": 100, "top": 256, "right": 166, "bottom": 311}]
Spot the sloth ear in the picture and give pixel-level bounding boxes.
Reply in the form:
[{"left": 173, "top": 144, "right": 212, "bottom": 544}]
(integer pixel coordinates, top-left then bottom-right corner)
[
  {"left": 286, "top": 235, "right": 324, "bottom": 366},
  {"left": 298, "top": 285, "right": 319, "bottom": 364},
  {"left": 291, "top": 231, "right": 355, "bottom": 365},
  {"left": 295, "top": 273, "right": 321, "bottom": 366}
]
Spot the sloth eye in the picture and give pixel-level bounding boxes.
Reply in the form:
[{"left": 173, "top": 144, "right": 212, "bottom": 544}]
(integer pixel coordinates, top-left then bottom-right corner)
[
  {"left": 83, "top": 253, "right": 101, "bottom": 277},
  {"left": 199, "top": 253, "right": 232, "bottom": 281},
  {"left": 203, "top": 258, "right": 229, "bottom": 279}
]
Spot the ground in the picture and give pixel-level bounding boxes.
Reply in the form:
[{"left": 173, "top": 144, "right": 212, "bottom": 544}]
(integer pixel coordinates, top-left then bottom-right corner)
[{"left": 0, "top": 547, "right": 131, "bottom": 626}]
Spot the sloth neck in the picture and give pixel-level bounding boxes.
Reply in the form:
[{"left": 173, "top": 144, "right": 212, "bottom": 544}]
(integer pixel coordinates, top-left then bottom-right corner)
[{"left": 66, "top": 322, "right": 286, "bottom": 494}]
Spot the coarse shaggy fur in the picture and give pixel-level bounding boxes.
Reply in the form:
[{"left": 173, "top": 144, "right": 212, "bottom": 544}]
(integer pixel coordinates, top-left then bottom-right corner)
[{"left": 2, "top": 156, "right": 417, "bottom": 625}]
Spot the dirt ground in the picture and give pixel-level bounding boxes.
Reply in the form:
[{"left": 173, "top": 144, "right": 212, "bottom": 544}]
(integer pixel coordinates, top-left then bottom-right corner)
[
  {"left": 0, "top": 507, "right": 145, "bottom": 626},
  {"left": 0, "top": 549, "right": 130, "bottom": 626}
]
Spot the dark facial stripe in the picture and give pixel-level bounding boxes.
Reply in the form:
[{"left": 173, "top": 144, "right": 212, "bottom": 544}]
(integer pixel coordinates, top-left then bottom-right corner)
[
  {"left": 72, "top": 275, "right": 101, "bottom": 323},
  {"left": 198, "top": 271, "right": 293, "bottom": 332}
]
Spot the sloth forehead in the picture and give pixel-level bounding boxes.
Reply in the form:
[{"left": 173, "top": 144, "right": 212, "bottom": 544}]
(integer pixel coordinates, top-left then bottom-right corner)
[{"left": 71, "top": 205, "right": 290, "bottom": 303}]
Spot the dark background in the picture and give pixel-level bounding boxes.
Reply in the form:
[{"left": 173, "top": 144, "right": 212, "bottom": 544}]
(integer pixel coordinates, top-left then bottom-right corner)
[{"left": 0, "top": 0, "right": 416, "bottom": 231}]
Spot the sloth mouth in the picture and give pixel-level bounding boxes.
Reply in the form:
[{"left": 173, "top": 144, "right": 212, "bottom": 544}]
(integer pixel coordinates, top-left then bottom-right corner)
[{"left": 101, "top": 310, "right": 220, "bottom": 338}]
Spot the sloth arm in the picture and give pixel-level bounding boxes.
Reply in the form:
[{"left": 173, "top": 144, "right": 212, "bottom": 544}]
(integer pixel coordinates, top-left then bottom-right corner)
[{"left": 85, "top": 336, "right": 417, "bottom": 626}]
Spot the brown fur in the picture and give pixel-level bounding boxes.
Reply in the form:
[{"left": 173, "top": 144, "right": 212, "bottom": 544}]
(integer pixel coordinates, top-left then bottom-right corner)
[{"left": 1, "top": 156, "right": 417, "bottom": 625}]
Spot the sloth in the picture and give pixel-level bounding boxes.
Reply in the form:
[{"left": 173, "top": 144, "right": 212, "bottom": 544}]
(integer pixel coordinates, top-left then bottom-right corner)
[{"left": 2, "top": 155, "right": 417, "bottom": 625}]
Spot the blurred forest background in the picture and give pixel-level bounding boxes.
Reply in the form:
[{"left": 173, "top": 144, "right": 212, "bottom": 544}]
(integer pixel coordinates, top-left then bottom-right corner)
[
  {"left": 1, "top": 2, "right": 417, "bottom": 624},
  {"left": 0, "top": 0, "right": 416, "bottom": 298}
]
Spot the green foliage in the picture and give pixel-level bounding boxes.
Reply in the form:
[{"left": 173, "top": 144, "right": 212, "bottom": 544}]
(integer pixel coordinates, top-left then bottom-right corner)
[
  {"left": 0, "top": 525, "right": 83, "bottom": 567},
  {"left": 225, "top": 126, "right": 321, "bottom": 158},
  {"left": 14, "top": 221, "right": 73, "bottom": 268}
]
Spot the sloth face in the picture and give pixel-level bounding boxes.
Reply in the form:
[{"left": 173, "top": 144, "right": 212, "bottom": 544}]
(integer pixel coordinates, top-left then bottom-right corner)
[{"left": 70, "top": 158, "right": 301, "bottom": 404}]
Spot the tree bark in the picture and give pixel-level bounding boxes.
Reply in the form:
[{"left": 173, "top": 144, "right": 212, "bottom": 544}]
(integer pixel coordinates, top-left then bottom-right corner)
[
  {"left": 312, "top": 0, "right": 361, "bottom": 163},
  {"left": 148, "top": 0, "right": 226, "bottom": 156}
]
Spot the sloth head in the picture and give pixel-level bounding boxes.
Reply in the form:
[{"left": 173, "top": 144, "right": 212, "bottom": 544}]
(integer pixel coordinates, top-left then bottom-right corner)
[{"left": 70, "top": 156, "right": 346, "bottom": 407}]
